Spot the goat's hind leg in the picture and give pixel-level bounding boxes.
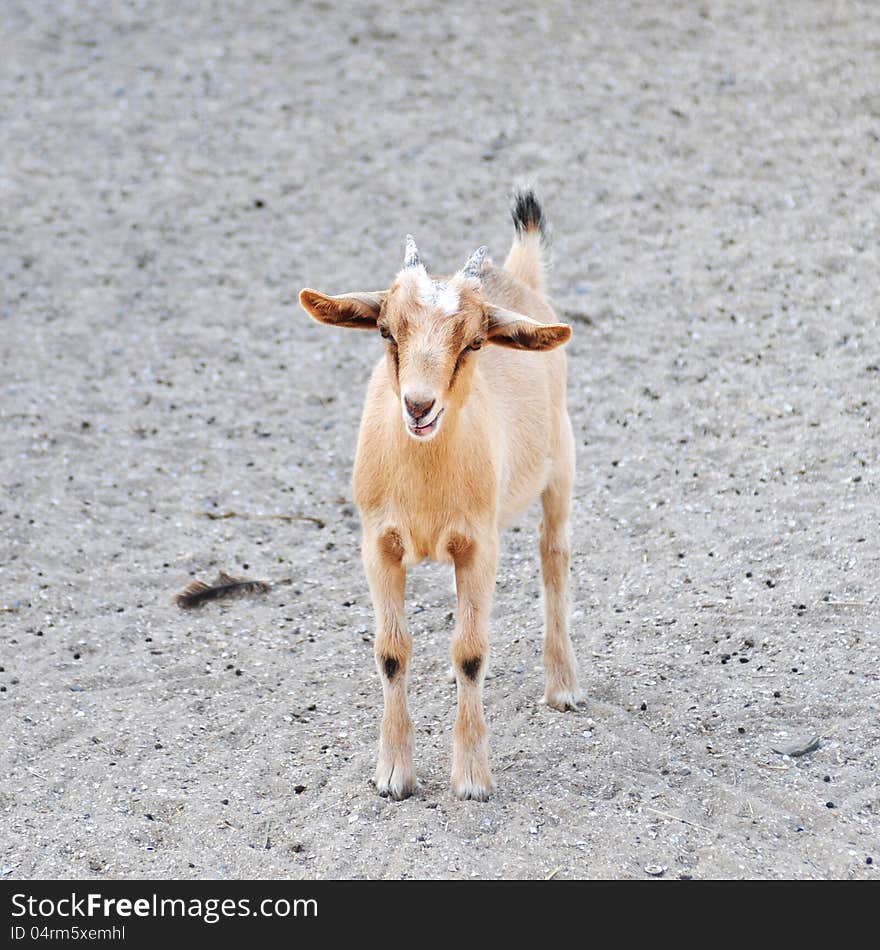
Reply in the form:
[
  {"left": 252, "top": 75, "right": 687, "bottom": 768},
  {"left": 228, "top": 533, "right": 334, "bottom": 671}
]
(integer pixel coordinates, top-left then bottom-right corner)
[
  {"left": 540, "top": 426, "right": 582, "bottom": 711},
  {"left": 364, "top": 528, "right": 416, "bottom": 799}
]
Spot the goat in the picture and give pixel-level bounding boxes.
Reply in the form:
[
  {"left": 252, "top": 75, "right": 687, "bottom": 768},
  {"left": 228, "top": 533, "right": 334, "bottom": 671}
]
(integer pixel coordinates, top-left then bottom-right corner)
[{"left": 299, "top": 190, "right": 581, "bottom": 801}]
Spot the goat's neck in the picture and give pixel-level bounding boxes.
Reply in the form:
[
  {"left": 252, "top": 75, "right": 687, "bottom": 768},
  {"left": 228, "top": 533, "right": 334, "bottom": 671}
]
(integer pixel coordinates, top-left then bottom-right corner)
[{"left": 393, "top": 406, "right": 464, "bottom": 471}]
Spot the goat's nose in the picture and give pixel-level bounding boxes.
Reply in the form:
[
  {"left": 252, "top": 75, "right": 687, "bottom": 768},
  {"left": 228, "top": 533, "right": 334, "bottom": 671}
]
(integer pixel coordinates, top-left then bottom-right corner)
[{"left": 404, "top": 395, "right": 436, "bottom": 421}]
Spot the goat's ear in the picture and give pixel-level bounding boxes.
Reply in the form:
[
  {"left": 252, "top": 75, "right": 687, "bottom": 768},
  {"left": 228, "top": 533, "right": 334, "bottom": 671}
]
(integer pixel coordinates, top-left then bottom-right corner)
[
  {"left": 299, "top": 289, "right": 385, "bottom": 329},
  {"left": 485, "top": 305, "right": 572, "bottom": 351}
]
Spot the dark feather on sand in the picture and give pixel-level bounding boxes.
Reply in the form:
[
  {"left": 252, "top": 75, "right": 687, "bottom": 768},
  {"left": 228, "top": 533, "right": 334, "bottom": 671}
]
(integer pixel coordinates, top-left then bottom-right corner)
[{"left": 175, "top": 571, "right": 270, "bottom": 609}]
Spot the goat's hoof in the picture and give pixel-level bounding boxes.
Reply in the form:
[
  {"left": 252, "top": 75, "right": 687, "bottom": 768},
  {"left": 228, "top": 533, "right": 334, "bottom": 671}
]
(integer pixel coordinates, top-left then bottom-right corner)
[
  {"left": 452, "top": 762, "right": 493, "bottom": 802},
  {"left": 543, "top": 688, "right": 584, "bottom": 712},
  {"left": 374, "top": 761, "right": 416, "bottom": 801},
  {"left": 452, "top": 778, "right": 492, "bottom": 802}
]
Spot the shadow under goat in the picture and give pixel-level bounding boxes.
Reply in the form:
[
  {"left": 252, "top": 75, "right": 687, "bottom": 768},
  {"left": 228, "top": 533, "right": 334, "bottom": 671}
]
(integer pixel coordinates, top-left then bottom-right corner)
[{"left": 299, "top": 189, "right": 581, "bottom": 801}]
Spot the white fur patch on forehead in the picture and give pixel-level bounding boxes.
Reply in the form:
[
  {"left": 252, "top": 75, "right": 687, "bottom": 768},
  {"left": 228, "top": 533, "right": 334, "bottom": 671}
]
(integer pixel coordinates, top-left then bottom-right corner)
[{"left": 397, "top": 267, "right": 461, "bottom": 316}]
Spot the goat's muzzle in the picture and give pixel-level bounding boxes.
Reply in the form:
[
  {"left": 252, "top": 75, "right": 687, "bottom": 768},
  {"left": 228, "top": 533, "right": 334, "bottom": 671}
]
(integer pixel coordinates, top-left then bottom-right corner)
[{"left": 404, "top": 395, "right": 435, "bottom": 421}]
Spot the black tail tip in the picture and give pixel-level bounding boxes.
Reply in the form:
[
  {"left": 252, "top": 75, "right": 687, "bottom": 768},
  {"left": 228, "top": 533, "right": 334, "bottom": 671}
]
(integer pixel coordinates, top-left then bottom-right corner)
[{"left": 511, "top": 188, "right": 547, "bottom": 240}]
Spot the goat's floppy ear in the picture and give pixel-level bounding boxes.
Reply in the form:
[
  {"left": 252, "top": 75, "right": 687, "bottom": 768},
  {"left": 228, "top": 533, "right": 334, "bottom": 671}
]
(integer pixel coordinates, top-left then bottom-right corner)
[
  {"left": 485, "top": 305, "right": 572, "bottom": 351},
  {"left": 299, "top": 289, "right": 386, "bottom": 329}
]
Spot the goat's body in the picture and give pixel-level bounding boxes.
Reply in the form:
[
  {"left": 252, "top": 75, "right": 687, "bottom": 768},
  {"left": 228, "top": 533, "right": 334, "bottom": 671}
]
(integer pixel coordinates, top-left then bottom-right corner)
[
  {"left": 354, "top": 263, "right": 569, "bottom": 558},
  {"left": 301, "top": 190, "right": 580, "bottom": 800}
]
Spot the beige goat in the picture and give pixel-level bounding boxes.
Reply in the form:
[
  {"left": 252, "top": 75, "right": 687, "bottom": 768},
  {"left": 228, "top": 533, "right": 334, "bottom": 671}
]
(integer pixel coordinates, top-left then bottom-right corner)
[{"left": 299, "top": 190, "right": 580, "bottom": 801}]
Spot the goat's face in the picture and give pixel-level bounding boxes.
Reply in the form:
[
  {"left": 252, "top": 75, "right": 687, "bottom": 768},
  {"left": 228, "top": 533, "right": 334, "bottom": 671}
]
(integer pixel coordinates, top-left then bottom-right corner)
[
  {"left": 299, "top": 238, "right": 571, "bottom": 442},
  {"left": 377, "top": 268, "right": 487, "bottom": 440}
]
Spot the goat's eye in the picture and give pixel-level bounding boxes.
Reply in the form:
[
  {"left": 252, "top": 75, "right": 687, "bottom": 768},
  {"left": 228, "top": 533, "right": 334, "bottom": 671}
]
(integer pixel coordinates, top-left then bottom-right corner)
[{"left": 379, "top": 327, "right": 394, "bottom": 342}]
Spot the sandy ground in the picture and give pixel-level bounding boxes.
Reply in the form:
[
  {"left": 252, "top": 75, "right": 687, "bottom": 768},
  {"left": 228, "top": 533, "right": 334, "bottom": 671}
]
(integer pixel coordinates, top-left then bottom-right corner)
[{"left": 1, "top": 0, "right": 878, "bottom": 880}]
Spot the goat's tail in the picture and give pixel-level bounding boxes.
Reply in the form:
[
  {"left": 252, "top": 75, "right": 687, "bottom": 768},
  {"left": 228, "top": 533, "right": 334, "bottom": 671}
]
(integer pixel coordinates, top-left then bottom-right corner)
[{"left": 503, "top": 187, "right": 549, "bottom": 293}]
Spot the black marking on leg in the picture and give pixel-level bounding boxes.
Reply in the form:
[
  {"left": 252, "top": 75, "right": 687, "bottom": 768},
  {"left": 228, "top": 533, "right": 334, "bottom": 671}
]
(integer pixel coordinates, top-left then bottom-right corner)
[
  {"left": 461, "top": 656, "right": 482, "bottom": 681},
  {"left": 383, "top": 656, "right": 399, "bottom": 680}
]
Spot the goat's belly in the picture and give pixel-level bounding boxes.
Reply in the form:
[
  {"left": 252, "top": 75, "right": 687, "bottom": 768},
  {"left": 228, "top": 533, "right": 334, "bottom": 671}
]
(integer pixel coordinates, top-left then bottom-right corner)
[{"left": 497, "top": 455, "right": 553, "bottom": 527}]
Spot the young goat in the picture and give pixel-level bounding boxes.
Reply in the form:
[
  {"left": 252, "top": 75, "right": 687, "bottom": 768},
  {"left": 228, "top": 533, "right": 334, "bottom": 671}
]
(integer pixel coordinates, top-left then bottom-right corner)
[{"left": 299, "top": 191, "right": 580, "bottom": 801}]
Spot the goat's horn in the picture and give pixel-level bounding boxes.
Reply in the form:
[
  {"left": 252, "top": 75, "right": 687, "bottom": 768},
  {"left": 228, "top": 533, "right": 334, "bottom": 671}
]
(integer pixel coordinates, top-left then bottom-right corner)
[
  {"left": 461, "top": 245, "right": 487, "bottom": 279},
  {"left": 403, "top": 234, "right": 421, "bottom": 269}
]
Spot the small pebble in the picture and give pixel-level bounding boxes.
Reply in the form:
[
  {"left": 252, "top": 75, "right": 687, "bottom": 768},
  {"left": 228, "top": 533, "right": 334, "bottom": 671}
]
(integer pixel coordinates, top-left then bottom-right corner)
[{"left": 772, "top": 736, "right": 820, "bottom": 758}]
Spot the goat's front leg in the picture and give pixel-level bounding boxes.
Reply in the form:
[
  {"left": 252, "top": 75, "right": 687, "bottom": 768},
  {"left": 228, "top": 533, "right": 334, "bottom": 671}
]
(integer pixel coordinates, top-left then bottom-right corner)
[
  {"left": 449, "top": 532, "right": 497, "bottom": 801},
  {"left": 364, "top": 528, "right": 415, "bottom": 800}
]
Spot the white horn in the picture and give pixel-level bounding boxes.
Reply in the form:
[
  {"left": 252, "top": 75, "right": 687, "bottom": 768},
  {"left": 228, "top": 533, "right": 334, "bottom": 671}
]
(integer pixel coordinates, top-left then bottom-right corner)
[
  {"left": 461, "top": 245, "right": 487, "bottom": 279},
  {"left": 403, "top": 234, "right": 422, "bottom": 269}
]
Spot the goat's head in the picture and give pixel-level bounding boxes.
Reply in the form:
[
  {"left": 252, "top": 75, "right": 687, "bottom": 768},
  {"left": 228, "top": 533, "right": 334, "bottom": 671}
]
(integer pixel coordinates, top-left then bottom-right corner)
[{"left": 299, "top": 238, "right": 571, "bottom": 441}]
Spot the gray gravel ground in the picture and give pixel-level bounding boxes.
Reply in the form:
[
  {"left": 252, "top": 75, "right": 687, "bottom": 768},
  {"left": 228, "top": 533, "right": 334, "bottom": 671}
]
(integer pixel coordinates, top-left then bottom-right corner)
[{"left": 1, "top": 0, "right": 878, "bottom": 879}]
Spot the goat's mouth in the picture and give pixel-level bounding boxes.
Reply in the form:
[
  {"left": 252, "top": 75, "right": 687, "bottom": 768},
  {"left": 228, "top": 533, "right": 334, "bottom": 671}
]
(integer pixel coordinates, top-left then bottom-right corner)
[{"left": 406, "top": 408, "right": 444, "bottom": 440}]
